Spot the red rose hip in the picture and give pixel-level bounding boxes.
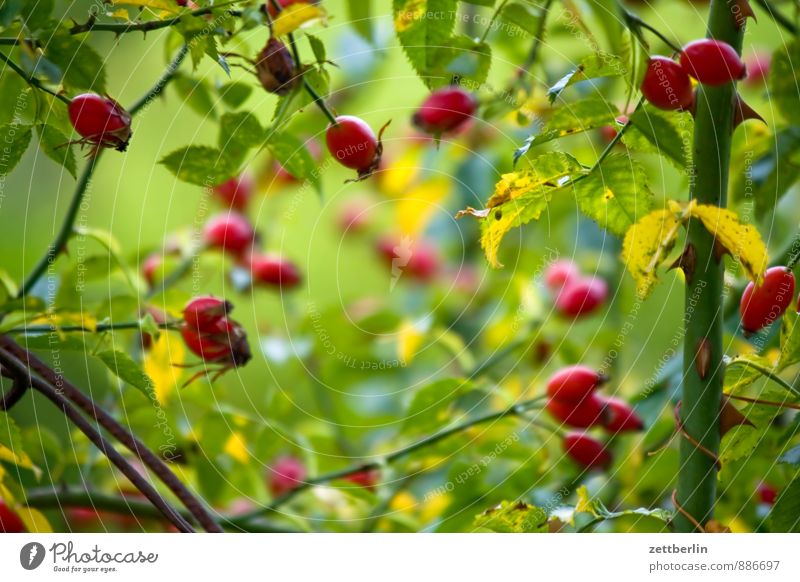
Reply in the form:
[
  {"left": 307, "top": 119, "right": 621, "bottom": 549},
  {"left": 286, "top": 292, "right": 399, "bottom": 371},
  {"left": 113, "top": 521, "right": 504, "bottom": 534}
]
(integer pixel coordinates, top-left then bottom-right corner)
[
  {"left": 412, "top": 86, "right": 476, "bottom": 135},
  {"left": 547, "top": 365, "right": 606, "bottom": 401},
  {"left": 183, "top": 296, "right": 232, "bottom": 332},
  {"left": 555, "top": 277, "right": 608, "bottom": 317},
  {"left": 268, "top": 456, "right": 307, "bottom": 496},
  {"left": 545, "top": 260, "right": 581, "bottom": 292},
  {"left": 68, "top": 93, "right": 132, "bottom": 151},
  {"left": 181, "top": 317, "right": 251, "bottom": 366},
  {"left": 680, "top": 39, "right": 746, "bottom": 86},
  {"left": 546, "top": 394, "right": 606, "bottom": 428},
  {"left": 641, "top": 57, "right": 694, "bottom": 110},
  {"left": 739, "top": 266, "right": 795, "bottom": 334},
  {"left": 248, "top": 253, "right": 302, "bottom": 289},
  {"left": 563, "top": 432, "right": 611, "bottom": 470},
  {"left": 599, "top": 397, "right": 644, "bottom": 433},
  {"left": 203, "top": 213, "right": 255, "bottom": 256},
  {"left": 213, "top": 174, "right": 253, "bottom": 211},
  {"left": 325, "top": 116, "right": 378, "bottom": 171},
  {"left": 0, "top": 499, "right": 25, "bottom": 533}
]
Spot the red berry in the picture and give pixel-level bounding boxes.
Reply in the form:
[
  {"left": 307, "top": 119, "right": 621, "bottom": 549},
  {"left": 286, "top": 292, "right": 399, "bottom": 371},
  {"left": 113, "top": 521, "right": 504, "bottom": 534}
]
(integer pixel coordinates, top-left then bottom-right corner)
[
  {"left": 0, "top": 499, "right": 25, "bottom": 533},
  {"left": 412, "top": 86, "right": 476, "bottom": 135},
  {"left": 641, "top": 56, "right": 694, "bottom": 110},
  {"left": 376, "top": 236, "right": 439, "bottom": 282},
  {"left": 546, "top": 394, "right": 606, "bottom": 428},
  {"left": 203, "top": 213, "right": 255, "bottom": 256},
  {"left": 744, "top": 52, "right": 770, "bottom": 88},
  {"left": 757, "top": 482, "right": 778, "bottom": 506},
  {"left": 555, "top": 277, "right": 608, "bottom": 317},
  {"left": 248, "top": 253, "right": 302, "bottom": 289},
  {"left": 181, "top": 317, "right": 251, "bottom": 366},
  {"left": 68, "top": 93, "right": 132, "bottom": 151},
  {"left": 183, "top": 296, "right": 232, "bottom": 332},
  {"left": 547, "top": 365, "right": 606, "bottom": 401},
  {"left": 740, "top": 266, "right": 795, "bottom": 334},
  {"left": 339, "top": 200, "right": 371, "bottom": 234},
  {"left": 599, "top": 116, "right": 628, "bottom": 144},
  {"left": 274, "top": 139, "right": 321, "bottom": 183},
  {"left": 680, "top": 39, "right": 746, "bottom": 86},
  {"left": 325, "top": 115, "right": 378, "bottom": 171},
  {"left": 213, "top": 174, "right": 253, "bottom": 211},
  {"left": 347, "top": 468, "right": 380, "bottom": 490},
  {"left": 268, "top": 456, "right": 307, "bottom": 496},
  {"left": 599, "top": 397, "right": 644, "bottom": 433},
  {"left": 545, "top": 260, "right": 581, "bottom": 292},
  {"left": 142, "top": 253, "right": 162, "bottom": 287},
  {"left": 563, "top": 432, "right": 611, "bottom": 470}
]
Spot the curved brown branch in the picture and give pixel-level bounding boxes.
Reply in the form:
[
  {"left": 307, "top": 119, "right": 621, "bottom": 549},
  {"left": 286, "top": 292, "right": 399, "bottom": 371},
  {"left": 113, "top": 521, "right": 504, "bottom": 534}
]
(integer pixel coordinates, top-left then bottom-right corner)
[{"left": 0, "top": 336, "right": 223, "bottom": 532}]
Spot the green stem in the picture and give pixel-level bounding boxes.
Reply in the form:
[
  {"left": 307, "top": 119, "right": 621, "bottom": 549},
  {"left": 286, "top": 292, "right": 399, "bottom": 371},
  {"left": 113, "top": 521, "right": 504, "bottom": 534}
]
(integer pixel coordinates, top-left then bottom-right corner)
[
  {"left": 675, "top": 0, "right": 744, "bottom": 533},
  {"left": 753, "top": 0, "right": 798, "bottom": 35},
  {"left": 480, "top": 0, "right": 511, "bottom": 44},
  {"left": 725, "top": 357, "right": 800, "bottom": 398},
  {"left": 0, "top": 50, "right": 71, "bottom": 105},
  {"left": 621, "top": 8, "right": 683, "bottom": 53},
  {"left": 17, "top": 153, "right": 101, "bottom": 298},
  {"left": 227, "top": 396, "right": 547, "bottom": 526},
  {"left": 128, "top": 44, "right": 189, "bottom": 115},
  {"left": 69, "top": 2, "right": 242, "bottom": 35},
  {"left": 6, "top": 320, "right": 181, "bottom": 335}
]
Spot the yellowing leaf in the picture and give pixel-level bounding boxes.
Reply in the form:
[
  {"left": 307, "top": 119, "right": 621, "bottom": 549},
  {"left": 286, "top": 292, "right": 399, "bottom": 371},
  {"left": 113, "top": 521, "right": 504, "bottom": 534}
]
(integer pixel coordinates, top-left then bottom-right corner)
[
  {"left": 224, "top": 431, "right": 249, "bottom": 464},
  {"left": 397, "top": 319, "right": 426, "bottom": 364},
  {"left": 0, "top": 443, "right": 37, "bottom": 474},
  {"left": 689, "top": 204, "right": 768, "bottom": 283},
  {"left": 459, "top": 152, "right": 581, "bottom": 267},
  {"left": 18, "top": 507, "right": 53, "bottom": 533},
  {"left": 621, "top": 207, "right": 685, "bottom": 298},
  {"left": 396, "top": 177, "right": 450, "bottom": 235},
  {"left": 379, "top": 145, "right": 422, "bottom": 196},
  {"left": 272, "top": 4, "right": 327, "bottom": 36},
  {"left": 143, "top": 333, "right": 185, "bottom": 404}
]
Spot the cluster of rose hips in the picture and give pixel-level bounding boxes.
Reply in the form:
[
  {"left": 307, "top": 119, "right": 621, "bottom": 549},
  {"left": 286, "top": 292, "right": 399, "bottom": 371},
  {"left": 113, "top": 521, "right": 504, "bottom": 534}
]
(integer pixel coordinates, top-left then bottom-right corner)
[
  {"left": 739, "top": 266, "right": 796, "bottom": 334},
  {"left": 641, "top": 39, "right": 746, "bottom": 111},
  {"left": 544, "top": 260, "right": 609, "bottom": 318},
  {"left": 545, "top": 365, "right": 644, "bottom": 470}
]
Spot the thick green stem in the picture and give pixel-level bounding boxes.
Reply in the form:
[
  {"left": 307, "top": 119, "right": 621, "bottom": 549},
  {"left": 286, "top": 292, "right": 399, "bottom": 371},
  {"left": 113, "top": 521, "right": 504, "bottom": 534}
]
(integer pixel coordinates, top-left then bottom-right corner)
[{"left": 675, "top": 0, "right": 744, "bottom": 532}]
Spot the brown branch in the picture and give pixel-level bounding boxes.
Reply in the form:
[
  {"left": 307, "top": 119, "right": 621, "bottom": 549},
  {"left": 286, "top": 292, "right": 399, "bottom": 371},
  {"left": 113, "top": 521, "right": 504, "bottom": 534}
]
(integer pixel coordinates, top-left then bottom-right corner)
[
  {"left": 0, "top": 336, "right": 223, "bottom": 532},
  {"left": 0, "top": 347, "right": 194, "bottom": 532}
]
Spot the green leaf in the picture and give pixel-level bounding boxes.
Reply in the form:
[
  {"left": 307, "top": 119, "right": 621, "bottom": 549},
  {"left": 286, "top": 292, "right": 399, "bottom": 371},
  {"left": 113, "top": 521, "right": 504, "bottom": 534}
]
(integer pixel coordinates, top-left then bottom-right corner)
[
  {"left": 0, "top": 411, "right": 38, "bottom": 474},
  {"left": 623, "top": 105, "right": 693, "bottom": 169},
  {"left": 20, "top": 0, "right": 52, "bottom": 31},
  {"left": 219, "top": 111, "right": 264, "bottom": 166},
  {"left": 548, "top": 53, "right": 626, "bottom": 103},
  {"left": 574, "top": 485, "right": 671, "bottom": 529},
  {"left": 769, "top": 39, "right": 800, "bottom": 125},
  {"left": 402, "top": 378, "right": 474, "bottom": 435},
  {"left": 346, "top": 0, "right": 373, "bottom": 43},
  {"left": 769, "top": 474, "right": 800, "bottom": 532},
  {"left": 306, "top": 33, "right": 327, "bottom": 65},
  {"left": 427, "top": 35, "right": 491, "bottom": 89},
  {"left": 218, "top": 81, "right": 253, "bottom": 109},
  {"left": 172, "top": 73, "right": 217, "bottom": 119},
  {"left": 573, "top": 154, "right": 654, "bottom": 237},
  {"left": 0, "top": 74, "right": 29, "bottom": 126},
  {"left": 473, "top": 501, "right": 548, "bottom": 533},
  {"left": 74, "top": 227, "right": 144, "bottom": 295},
  {"left": 42, "top": 26, "right": 107, "bottom": 92},
  {"left": 500, "top": 1, "right": 541, "bottom": 36},
  {"left": 0, "top": 0, "right": 24, "bottom": 27},
  {"left": 160, "top": 145, "right": 236, "bottom": 186},
  {"left": 267, "top": 131, "right": 320, "bottom": 193},
  {"left": 516, "top": 97, "right": 619, "bottom": 160},
  {"left": 393, "top": 0, "right": 459, "bottom": 88},
  {"left": 460, "top": 0, "right": 495, "bottom": 5},
  {"left": 95, "top": 350, "right": 156, "bottom": 399},
  {"left": 0, "top": 122, "right": 31, "bottom": 174},
  {"left": 779, "top": 310, "right": 800, "bottom": 370},
  {"left": 36, "top": 124, "right": 76, "bottom": 178}
]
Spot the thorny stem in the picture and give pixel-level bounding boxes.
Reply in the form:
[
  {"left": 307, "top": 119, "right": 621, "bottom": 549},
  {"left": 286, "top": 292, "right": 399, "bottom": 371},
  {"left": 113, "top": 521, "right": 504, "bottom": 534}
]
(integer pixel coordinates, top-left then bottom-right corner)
[
  {"left": 6, "top": 320, "right": 181, "bottom": 335},
  {"left": 0, "top": 347, "right": 195, "bottom": 532},
  {"left": 675, "top": 0, "right": 744, "bottom": 533},
  {"left": 0, "top": 337, "right": 223, "bottom": 532},
  {"left": 69, "top": 2, "right": 242, "bottom": 35},
  {"left": 227, "top": 396, "right": 547, "bottom": 526}
]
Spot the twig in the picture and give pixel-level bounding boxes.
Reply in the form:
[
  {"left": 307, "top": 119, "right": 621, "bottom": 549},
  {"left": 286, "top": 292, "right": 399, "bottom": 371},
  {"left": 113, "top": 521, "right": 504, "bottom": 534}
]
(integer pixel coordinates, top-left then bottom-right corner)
[
  {"left": 5, "top": 320, "right": 181, "bottom": 335},
  {"left": 226, "top": 396, "right": 546, "bottom": 525},
  {"left": 0, "top": 337, "right": 223, "bottom": 532},
  {"left": 0, "top": 347, "right": 194, "bottom": 532},
  {"left": 0, "top": 50, "right": 70, "bottom": 105},
  {"left": 69, "top": 2, "right": 241, "bottom": 35},
  {"left": 753, "top": 0, "right": 798, "bottom": 35}
]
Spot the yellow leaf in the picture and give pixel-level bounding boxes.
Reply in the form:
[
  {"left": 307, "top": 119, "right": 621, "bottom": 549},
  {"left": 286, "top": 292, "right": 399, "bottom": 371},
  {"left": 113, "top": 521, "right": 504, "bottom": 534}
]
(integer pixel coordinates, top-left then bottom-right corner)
[
  {"left": 18, "top": 507, "right": 53, "bottom": 533},
  {"left": 378, "top": 144, "right": 422, "bottom": 196},
  {"left": 621, "top": 207, "right": 685, "bottom": 298},
  {"left": 143, "top": 333, "right": 185, "bottom": 404},
  {"left": 224, "top": 431, "right": 249, "bottom": 464},
  {"left": 272, "top": 4, "right": 327, "bottom": 36},
  {"left": 396, "top": 177, "right": 450, "bottom": 235},
  {"left": 689, "top": 204, "right": 768, "bottom": 284},
  {"left": 110, "top": 0, "right": 180, "bottom": 15},
  {"left": 0, "top": 443, "right": 39, "bottom": 477},
  {"left": 389, "top": 491, "right": 417, "bottom": 512},
  {"left": 397, "top": 319, "right": 426, "bottom": 364}
]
